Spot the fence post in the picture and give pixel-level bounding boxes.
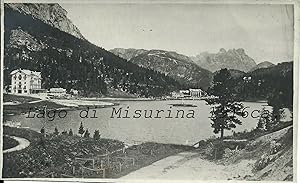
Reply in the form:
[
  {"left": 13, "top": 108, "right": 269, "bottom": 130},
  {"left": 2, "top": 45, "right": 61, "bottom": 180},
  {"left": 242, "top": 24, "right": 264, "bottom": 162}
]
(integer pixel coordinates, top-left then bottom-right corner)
[
  {"left": 119, "top": 162, "right": 122, "bottom": 172},
  {"left": 214, "top": 149, "right": 217, "bottom": 160}
]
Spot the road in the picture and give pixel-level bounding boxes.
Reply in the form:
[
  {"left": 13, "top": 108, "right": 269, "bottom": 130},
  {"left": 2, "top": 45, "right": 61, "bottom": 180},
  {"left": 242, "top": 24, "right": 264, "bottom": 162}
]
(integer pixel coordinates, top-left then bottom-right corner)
[{"left": 121, "top": 151, "right": 254, "bottom": 180}]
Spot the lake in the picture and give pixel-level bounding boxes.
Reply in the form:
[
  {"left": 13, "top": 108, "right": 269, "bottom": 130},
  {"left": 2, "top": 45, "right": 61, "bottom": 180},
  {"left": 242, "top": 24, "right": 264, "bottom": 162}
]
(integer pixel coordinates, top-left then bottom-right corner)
[{"left": 7, "top": 100, "right": 272, "bottom": 145}]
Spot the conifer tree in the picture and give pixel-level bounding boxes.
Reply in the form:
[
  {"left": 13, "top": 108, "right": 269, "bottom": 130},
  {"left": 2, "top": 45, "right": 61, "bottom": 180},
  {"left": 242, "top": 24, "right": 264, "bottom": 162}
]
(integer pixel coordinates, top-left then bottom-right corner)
[
  {"left": 78, "top": 122, "right": 85, "bottom": 137},
  {"left": 54, "top": 127, "right": 59, "bottom": 135},
  {"left": 205, "top": 69, "right": 244, "bottom": 139},
  {"left": 68, "top": 129, "right": 73, "bottom": 136}
]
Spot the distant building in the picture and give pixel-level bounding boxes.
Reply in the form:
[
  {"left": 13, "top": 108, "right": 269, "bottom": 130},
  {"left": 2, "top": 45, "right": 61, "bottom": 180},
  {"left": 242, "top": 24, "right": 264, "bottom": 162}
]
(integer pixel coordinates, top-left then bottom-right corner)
[
  {"left": 48, "top": 88, "right": 67, "bottom": 96},
  {"left": 189, "top": 89, "right": 207, "bottom": 98},
  {"left": 179, "top": 90, "right": 190, "bottom": 97},
  {"left": 10, "top": 69, "right": 44, "bottom": 94},
  {"left": 172, "top": 88, "right": 207, "bottom": 98}
]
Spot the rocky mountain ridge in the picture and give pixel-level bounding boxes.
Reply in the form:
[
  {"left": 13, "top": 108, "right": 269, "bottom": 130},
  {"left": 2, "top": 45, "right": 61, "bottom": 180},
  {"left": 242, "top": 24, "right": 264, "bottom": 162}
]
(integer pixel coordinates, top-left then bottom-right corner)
[
  {"left": 250, "top": 61, "right": 275, "bottom": 72},
  {"left": 110, "top": 48, "right": 148, "bottom": 61}
]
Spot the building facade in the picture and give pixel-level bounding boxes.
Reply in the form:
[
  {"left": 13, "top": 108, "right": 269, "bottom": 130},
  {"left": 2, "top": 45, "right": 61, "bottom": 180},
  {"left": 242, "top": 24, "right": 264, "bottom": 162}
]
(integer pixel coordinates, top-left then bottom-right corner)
[
  {"left": 172, "top": 88, "right": 207, "bottom": 98},
  {"left": 10, "top": 69, "right": 42, "bottom": 94}
]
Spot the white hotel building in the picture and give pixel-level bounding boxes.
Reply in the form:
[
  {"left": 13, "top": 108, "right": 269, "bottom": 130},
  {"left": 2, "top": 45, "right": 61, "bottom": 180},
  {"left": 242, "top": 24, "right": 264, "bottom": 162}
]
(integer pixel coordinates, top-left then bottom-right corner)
[{"left": 10, "top": 69, "right": 43, "bottom": 94}]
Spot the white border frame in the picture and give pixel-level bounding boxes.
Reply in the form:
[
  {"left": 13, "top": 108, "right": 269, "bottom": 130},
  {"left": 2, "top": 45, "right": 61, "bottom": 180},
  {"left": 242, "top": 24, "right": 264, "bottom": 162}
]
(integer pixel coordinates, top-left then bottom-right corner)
[{"left": 0, "top": 1, "right": 299, "bottom": 183}]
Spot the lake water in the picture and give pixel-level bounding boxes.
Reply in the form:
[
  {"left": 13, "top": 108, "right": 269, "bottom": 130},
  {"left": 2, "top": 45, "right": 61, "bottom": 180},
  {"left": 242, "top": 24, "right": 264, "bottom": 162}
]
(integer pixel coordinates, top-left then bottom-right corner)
[{"left": 7, "top": 100, "right": 271, "bottom": 145}]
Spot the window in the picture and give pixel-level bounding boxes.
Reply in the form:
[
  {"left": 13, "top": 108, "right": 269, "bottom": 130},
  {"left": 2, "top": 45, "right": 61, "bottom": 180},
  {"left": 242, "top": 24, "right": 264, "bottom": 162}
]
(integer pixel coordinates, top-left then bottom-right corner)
[
  {"left": 14, "top": 75, "right": 17, "bottom": 80},
  {"left": 24, "top": 75, "right": 27, "bottom": 80},
  {"left": 18, "top": 75, "right": 22, "bottom": 80}
]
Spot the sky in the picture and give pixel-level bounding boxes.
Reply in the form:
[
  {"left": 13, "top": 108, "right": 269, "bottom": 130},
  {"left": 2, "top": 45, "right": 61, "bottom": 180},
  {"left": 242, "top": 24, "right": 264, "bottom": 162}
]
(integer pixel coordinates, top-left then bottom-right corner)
[{"left": 61, "top": 3, "right": 294, "bottom": 64}]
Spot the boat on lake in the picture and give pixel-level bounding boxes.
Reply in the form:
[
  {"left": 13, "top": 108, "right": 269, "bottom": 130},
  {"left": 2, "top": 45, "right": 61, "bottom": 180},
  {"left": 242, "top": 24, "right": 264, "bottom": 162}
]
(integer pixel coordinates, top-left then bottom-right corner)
[{"left": 169, "top": 103, "right": 197, "bottom": 107}]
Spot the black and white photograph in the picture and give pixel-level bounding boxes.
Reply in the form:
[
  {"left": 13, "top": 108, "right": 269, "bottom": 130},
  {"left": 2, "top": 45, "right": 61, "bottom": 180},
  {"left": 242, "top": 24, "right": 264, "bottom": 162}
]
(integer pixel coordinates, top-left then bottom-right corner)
[{"left": 0, "top": 0, "right": 298, "bottom": 182}]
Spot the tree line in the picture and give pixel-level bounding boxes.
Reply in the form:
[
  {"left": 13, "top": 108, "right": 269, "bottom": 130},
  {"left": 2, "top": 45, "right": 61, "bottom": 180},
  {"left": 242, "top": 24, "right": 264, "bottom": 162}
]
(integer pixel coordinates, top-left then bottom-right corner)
[{"left": 40, "top": 122, "right": 101, "bottom": 140}]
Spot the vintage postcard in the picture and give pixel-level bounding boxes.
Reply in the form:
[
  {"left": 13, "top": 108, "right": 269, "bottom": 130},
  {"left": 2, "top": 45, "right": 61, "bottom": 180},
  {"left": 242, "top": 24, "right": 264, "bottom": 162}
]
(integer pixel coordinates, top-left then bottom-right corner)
[{"left": 0, "top": 0, "right": 299, "bottom": 182}]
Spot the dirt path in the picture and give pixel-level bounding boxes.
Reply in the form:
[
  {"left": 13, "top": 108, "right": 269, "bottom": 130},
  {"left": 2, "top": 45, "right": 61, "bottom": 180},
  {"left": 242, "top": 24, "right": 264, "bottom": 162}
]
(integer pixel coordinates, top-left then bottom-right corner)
[
  {"left": 3, "top": 136, "right": 30, "bottom": 154},
  {"left": 121, "top": 151, "right": 255, "bottom": 180}
]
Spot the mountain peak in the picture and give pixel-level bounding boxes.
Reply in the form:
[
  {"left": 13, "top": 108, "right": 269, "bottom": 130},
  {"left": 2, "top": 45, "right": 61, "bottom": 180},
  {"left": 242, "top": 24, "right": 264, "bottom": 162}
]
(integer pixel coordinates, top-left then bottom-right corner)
[
  {"left": 6, "top": 3, "right": 84, "bottom": 39},
  {"left": 191, "top": 48, "right": 256, "bottom": 72},
  {"left": 219, "top": 48, "right": 226, "bottom": 53},
  {"left": 236, "top": 48, "right": 245, "bottom": 54}
]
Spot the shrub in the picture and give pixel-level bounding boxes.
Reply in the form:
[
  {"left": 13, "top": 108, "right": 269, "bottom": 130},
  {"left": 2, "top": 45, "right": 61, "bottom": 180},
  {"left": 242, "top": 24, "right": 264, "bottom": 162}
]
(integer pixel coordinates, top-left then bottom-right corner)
[
  {"left": 40, "top": 127, "right": 45, "bottom": 135},
  {"left": 93, "top": 130, "right": 100, "bottom": 140},
  {"left": 83, "top": 129, "right": 90, "bottom": 138}
]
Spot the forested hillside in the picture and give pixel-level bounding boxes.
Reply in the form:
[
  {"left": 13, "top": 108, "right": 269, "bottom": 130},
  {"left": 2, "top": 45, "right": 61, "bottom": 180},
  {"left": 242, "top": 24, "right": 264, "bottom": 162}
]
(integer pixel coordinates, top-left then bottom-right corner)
[
  {"left": 233, "top": 62, "right": 293, "bottom": 109},
  {"left": 4, "top": 4, "right": 181, "bottom": 97}
]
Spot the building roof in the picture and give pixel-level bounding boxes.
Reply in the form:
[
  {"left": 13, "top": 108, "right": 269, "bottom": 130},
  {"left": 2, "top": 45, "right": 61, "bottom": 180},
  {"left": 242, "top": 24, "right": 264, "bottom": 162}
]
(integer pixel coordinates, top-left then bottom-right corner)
[
  {"left": 189, "top": 88, "right": 204, "bottom": 91},
  {"left": 49, "top": 88, "right": 67, "bottom": 93},
  {"left": 10, "top": 69, "right": 41, "bottom": 78}
]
